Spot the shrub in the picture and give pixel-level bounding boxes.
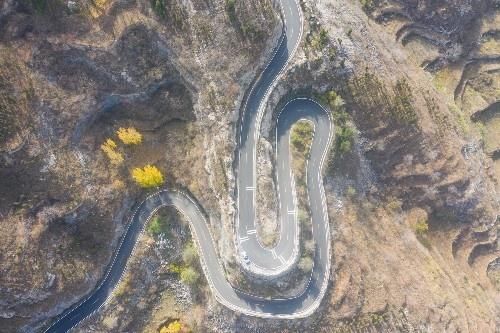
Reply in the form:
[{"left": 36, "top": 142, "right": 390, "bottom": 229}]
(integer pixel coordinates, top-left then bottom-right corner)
[
  {"left": 309, "top": 28, "right": 329, "bottom": 51},
  {"left": 182, "top": 242, "right": 198, "bottom": 266},
  {"left": 148, "top": 215, "right": 168, "bottom": 236},
  {"left": 168, "top": 263, "right": 183, "bottom": 274},
  {"left": 180, "top": 267, "right": 200, "bottom": 285},
  {"left": 150, "top": 0, "right": 187, "bottom": 29},
  {"left": 291, "top": 121, "right": 314, "bottom": 153},
  {"left": 101, "top": 138, "right": 124, "bottom": 165},
  {"left": 414, "top": 218, "right": 429, "bottom": 235},
  {"left": 323, "top": 90, "right": 345, "bottom": 111},
  {"left": 117, "top": 127, "right": 142, "bottom": 145},
  {"left": 304, "top": 240, "right": 315, "bottom": 255},
  {"left": 360, "top": 0, "right": 375, "bottom": 11},
  {"left": 328, "top": 47, "right": 338, "bottom": 61},
  {"left": 225, "top": 0, "right": 237, "bottom": 23},
  {"left": 298, "top": 256, "right": 314, "bottom": 272},
  {"left": 297, "top": 209, "right": 309, "bottom": 225},
  {"left": 132, "top": 165, "right": 164, "bottom": 188},
  {"left": 346, "top": 186, "right": 356, "bottom": 198},
  {"left": 336, "top": 125, "right": 355, "bottom": 155},
  {"left": 151, "top": 0, "right": 166, "bottom": 18}
]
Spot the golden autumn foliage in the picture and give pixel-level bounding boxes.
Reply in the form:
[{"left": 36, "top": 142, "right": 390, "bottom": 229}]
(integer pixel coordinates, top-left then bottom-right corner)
[
  {"left": 132, "top": 165, "right": 164, "bottom": 188},
  {"left": 87, "top": 0, "right": 109, "bottom": 18},
  {"left": 104, "top": 138, "right": 117, "bottom": 149},
  {"left": 101, "top": 138, "right": 124, "bottom": 165},
  {"left": 117, "top": 127, "right": 142, "bottom": 145},
  {"left": 159, "top": 320, "right": 182, "bottom": 333}
]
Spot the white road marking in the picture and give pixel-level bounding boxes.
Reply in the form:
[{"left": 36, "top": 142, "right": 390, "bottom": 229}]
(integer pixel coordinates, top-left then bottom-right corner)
[{"left": 247, "top": 229, "right": 257, "bottom": 235}]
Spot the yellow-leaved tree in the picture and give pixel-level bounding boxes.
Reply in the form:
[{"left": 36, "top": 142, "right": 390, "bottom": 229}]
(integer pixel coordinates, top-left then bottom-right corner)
[
  {"left": 101, "top": 138, "right": 124, "bottom": 165},
  {"left": 159, "top": 320, "right": 182, "bottom": 333},
  {"left": 117, "top": 127, "right": 142, "bottom": 145},
  {"left": 131, "top": 165, "right": 164, "bottom": 188}
]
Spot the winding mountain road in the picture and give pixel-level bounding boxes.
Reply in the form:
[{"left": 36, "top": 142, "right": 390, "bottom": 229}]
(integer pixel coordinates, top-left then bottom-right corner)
[{"left": 44, "top": 0, "right": 333, "bottom": 331}]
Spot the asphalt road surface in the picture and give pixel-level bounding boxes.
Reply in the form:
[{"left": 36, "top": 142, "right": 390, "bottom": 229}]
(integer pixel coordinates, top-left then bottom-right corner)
[
  {"left": 236, "top": 0, "right": 305, "bottom": 276},
  {"left": 44, "top": 0, "right": 333, "bottom": 331}
]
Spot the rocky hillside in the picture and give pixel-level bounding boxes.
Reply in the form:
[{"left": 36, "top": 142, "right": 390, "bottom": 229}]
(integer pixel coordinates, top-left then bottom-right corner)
[
  {"left": 0, "top": 0, "right": 279, "bottom": 331},
  {"left": 260, "top": 0, "right": 499, "bottom": 331},
  {"left": 0, "top": 0, "right": 498, "bottom": 332}
]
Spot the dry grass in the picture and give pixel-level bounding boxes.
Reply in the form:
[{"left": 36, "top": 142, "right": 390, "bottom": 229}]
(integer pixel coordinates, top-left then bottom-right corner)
[
  {"left": 483, "top": 117, "right": 500, "bottom": 153},
  {"left": 0, "top": 47, "right": 32, "bottom": 150},
  {"left": 321, "top": 198, "right": 497, "bottom": 331},
  {"left": 432, "top": 67, "right": 462, "bottom": 95},
  {"left": 479, "top": 39, "right": 500, "bottom": 55}
]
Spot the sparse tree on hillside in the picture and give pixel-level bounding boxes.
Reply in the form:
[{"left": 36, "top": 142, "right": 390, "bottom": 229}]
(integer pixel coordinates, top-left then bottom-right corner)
[
  {"left": 101, "top": 138, "right": 124, "bottom": 165},
  {"left": 131, "top": 165, "right": 164, "bottom": 188},
  {"left": 117, "top": 127, "right": 143, "bottom": 145}
]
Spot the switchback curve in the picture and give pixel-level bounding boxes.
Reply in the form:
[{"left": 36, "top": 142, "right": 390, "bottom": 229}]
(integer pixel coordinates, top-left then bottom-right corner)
[{"left": 44, "top": 0, "right": 333, "bottom": 331}]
